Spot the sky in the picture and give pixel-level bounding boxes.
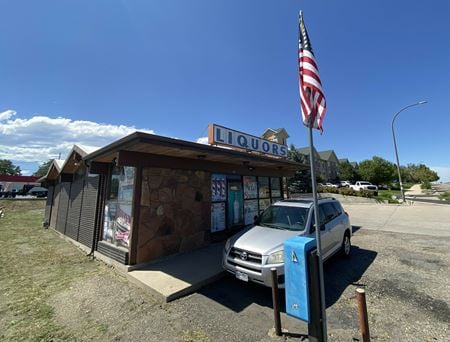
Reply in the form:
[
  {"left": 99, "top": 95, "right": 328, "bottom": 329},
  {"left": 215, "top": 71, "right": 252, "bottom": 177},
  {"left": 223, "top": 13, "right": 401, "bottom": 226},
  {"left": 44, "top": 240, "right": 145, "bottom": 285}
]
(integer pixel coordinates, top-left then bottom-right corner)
[{"left": 1, "top": 1, "right": 449, "bottom": 180}]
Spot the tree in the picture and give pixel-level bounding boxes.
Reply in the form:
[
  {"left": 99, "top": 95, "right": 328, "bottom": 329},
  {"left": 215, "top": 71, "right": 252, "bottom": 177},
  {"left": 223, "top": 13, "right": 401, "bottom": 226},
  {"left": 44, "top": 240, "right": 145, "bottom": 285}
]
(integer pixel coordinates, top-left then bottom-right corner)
[
  {"left": 338, "top": 161, "right": 360, "bottom": 182},
  {"left": 358, "top": 156, "right": 396, "bottom": 185},
  {"left": 0, "top": 159, "right": 21, "bottom": 175},
  {"left": 405, "top": 163, "right": 439, "bottom": 183},
  {"left": 33, "top": 159, "right": 54, "bottom": 177},
  {"left": 287, "top": 145, "right": 312, "bottom": 193}
]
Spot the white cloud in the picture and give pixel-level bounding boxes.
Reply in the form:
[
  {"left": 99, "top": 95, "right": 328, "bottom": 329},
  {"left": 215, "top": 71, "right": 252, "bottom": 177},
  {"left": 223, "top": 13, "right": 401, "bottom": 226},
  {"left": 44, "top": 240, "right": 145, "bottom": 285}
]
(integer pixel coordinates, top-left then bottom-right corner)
[
  {"left": 0, "top": 110, "right": 16, "bottom": 121},
  {"left": 431, "top": 166, "right": 450, "bottom": 183},
  {"left": 196, "top": 136, "right": 209, "bottom": 144},
  {"left": 0, "top": 110, "right": 154, "bottom": 162}
]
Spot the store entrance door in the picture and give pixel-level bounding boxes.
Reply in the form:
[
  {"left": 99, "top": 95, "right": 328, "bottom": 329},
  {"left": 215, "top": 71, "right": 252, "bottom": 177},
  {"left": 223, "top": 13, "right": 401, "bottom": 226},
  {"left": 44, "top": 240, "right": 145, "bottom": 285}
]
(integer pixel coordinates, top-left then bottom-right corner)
[{"left": 227, "top": 181, "right": 243, "bottom": 229}]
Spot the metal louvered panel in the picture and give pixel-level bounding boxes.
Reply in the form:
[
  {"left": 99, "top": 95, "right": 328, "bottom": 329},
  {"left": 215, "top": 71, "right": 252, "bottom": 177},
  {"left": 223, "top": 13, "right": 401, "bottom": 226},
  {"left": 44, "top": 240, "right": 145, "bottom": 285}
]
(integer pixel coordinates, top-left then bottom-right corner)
[
  {"left": 97, "top": 241, "right": 129, "bottom": 264},
  {"left": 44, "top": 185, "right": 55, "bottom": 225},
  {"left": 78, "top": 175, "right": 100, "bottom": 248},
  {"left": 50, "top": 183, "right": 61, "bottom": 230},
  {"left": 65, "top": 178, "right": 84, "bottom": 241},
  {"left": 56, "top": 182, "right": 71, "bottom": 234}
]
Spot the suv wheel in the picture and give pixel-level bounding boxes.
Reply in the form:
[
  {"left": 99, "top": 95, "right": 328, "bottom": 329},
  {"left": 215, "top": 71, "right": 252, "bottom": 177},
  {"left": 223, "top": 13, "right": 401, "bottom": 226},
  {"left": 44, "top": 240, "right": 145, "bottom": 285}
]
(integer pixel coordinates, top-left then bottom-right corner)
[{"left": 342, "top": 232, "right": 351, "bottom": 257}]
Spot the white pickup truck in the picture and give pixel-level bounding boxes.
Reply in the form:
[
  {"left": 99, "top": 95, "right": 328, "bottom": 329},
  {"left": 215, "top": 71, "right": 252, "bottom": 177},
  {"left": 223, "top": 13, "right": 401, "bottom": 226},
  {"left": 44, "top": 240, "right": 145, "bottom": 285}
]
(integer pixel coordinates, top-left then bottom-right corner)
[{"left": 350, "top": 181, "right": 378, "bottom": 195}]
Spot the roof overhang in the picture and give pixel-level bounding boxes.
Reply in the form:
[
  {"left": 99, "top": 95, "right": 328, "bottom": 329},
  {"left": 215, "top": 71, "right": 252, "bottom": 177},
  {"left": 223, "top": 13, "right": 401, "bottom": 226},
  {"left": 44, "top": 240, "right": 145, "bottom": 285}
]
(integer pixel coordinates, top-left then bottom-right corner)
[{"left": 85, "top": 132, "right": 307, "bottom": 176}]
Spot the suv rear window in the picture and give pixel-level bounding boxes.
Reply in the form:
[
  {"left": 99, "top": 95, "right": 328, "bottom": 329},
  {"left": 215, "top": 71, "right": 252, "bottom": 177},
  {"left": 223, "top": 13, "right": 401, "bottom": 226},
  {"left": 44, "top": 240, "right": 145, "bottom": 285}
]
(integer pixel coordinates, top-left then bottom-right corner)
[
  {"left": 321, "top": 203, "right": 337, "bottom": 222},
  {"left": 331, "top": 202, "right": 342, "bottom": 216}
]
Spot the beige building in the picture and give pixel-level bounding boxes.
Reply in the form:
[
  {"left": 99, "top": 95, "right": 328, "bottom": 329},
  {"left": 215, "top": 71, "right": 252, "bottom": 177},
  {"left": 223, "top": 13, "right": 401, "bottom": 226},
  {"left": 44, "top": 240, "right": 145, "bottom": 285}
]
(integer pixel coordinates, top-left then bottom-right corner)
[{"left": 297, "top": 147, "right": 341, "bottom": 182}]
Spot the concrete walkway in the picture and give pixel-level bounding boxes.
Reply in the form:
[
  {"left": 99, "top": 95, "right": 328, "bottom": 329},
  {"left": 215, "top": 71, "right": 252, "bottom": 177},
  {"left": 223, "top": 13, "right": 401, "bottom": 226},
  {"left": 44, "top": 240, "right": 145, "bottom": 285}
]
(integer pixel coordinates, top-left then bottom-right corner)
[
  {"left": 127, "top": 242, "right": 225, "bottom": 302},
  {"left": 344, "top": 203, "right": 450, "bottom": 237},
  {"left": 404, "top": 183, "right": 423, "bottom": 196}
]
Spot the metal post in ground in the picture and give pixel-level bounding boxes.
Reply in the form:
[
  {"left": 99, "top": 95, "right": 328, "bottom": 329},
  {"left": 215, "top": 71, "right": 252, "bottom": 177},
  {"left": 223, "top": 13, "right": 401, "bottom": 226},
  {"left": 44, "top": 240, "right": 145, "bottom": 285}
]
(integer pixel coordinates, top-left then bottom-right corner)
[
  {"left": 356, "top": 288, "right": 370, "bottom": 342},
  {"left": 270, "top": 267, "right": 282, "bottom": 337}
]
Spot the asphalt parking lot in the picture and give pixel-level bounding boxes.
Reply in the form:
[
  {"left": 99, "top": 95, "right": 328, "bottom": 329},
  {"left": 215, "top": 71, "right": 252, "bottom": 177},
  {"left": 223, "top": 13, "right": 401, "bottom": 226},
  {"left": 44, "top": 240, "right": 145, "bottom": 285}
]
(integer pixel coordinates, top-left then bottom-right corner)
[
  {"left": 2, "top": 201, "right": 449, "bottom": 341},
  {"left": 45, "top": 225, "right": 449, "bottom": 342},
  {"left": 177, "top": 227, "right": 449, "bottom": 342}
]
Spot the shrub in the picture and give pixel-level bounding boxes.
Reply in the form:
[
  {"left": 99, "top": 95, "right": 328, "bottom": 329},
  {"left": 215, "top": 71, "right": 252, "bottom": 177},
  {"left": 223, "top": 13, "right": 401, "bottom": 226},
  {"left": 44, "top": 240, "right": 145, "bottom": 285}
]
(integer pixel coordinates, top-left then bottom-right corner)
[
  {"left": 339, "top": 187, "right": 358, "bottom": 196},
  {"left": 319, "top": 186, "right": 374, "bottom": 198},
  {"left": 421, "top": 181, "right": 431, "bottom": 190}
]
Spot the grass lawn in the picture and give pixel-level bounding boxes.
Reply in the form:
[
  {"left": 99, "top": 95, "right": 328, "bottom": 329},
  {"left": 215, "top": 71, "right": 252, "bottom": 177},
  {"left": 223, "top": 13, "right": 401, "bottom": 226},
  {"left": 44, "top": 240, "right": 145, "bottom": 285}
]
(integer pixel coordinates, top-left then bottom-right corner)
[
  {"left": 0, "top": 199, "right": 109, "bottom": 341},
  {"left": 0, "top": 200, "right": 213, "bottom": 342}
]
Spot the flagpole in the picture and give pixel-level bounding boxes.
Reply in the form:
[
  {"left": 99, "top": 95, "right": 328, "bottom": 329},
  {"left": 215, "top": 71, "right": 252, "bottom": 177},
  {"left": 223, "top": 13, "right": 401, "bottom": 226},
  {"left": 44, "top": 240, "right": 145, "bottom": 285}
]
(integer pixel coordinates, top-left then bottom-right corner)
[{"left": 308, "top": 124, "right": 328, "bottom": 341}]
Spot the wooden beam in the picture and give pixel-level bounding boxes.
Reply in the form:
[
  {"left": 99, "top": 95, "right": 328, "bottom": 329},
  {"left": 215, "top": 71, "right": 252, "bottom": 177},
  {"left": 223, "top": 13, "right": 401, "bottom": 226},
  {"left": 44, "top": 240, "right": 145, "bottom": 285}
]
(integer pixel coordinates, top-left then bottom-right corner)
[
  {"left": 89, "top": 161, "right": 110, "bottom": 175},
  {"left": 128, "top": 166, "right": 142, "bottom": 265},
  {"left": 116, "top": 150, "right": 296, "bottom": 177}
]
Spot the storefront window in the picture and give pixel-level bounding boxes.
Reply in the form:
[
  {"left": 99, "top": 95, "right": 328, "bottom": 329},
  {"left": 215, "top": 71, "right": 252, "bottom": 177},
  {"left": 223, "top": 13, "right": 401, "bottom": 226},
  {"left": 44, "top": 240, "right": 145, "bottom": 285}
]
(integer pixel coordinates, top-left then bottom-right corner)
[
  {"left": 258, "top": 177, "right": 270, "bottom": 198},
  {"left": 243, "top": 176, "right": 258, "bottom": 199},
  {"left": 210, "top": 174, "right": 285, "bottom": 230},
  {"left": 103, "top": 166, "right": 135, "bottom": 249},
  {"left": 270, "top": 177, "right": 281, "bottom": 197},
  {"left": 243, "top": 176, "right": 258, "bottom": 225},
  {"left": 259, "top": 198, "right": 271, "bottom": 214}
]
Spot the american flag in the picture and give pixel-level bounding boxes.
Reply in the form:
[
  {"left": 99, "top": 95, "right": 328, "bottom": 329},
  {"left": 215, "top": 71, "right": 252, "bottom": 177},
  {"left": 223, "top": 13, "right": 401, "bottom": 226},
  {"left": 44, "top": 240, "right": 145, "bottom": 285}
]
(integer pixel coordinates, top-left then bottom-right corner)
[{"left": 298, "top": 12, "right": 326, "bottom": 132}]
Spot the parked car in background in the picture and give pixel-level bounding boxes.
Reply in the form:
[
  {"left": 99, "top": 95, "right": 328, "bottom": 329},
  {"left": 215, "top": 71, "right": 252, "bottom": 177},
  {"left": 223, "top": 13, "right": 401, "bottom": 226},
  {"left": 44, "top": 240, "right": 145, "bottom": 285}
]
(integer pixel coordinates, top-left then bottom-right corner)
[
  {"left": 222, "top": 197, "right": 352, "bottom": 288},
  {"left": 27, "top": 187, "right": 48, "bottom": 198},
  {"left": 340, "top": 181, "right": 352, "bottom": 187},
  {"left": 350, "top": 181, "right": 378, "bottom": 195},
  {"left": 325, "top": 182, "right": 339, "bottom": 188}
]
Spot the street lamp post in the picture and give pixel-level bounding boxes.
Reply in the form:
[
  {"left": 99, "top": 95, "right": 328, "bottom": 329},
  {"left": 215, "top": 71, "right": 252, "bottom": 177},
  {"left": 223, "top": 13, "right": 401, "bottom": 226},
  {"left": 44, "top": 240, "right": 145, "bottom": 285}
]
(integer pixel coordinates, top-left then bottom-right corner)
[{"left": 391, "top": 101, "right": 427, "bottom": 202}]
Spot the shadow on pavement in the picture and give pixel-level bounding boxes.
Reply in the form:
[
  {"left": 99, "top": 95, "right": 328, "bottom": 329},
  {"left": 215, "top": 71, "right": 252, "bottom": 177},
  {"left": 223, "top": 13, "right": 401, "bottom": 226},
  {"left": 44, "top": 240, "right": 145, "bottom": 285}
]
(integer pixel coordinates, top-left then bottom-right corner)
[
  {"left": 323, "top": 245, "right": 377, "bottom": 307},
  {"left": 198, "top": 232, "right": 377, "bottom": 312},
  {"left": 352, "top": 225, "right": 362, "bottom": 234}
]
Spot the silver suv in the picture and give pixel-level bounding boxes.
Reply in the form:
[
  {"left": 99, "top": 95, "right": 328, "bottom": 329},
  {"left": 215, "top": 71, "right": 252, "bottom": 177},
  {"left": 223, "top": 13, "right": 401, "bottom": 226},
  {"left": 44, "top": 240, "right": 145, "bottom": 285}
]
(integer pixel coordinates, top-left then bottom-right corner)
[{"left": 222, "top": 197, "right": 352, "bottom": 287}]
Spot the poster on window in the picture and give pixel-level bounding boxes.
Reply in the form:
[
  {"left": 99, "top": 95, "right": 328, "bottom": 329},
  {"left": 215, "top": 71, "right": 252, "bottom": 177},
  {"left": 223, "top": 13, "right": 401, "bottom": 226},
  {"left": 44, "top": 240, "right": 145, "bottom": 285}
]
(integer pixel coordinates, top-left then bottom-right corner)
[
  {"left": 271, "top": 177, "right": 281, "bottom": 197},
  {"left": 258, "top": 177, "right": 270, "bottom": 198},
  {"left": 243, "top": 176, "right": 257, "bottom": 199},
  {"left": 227, "top": 183, "right": 244, "bottom": 227},
  {"left": 211, "top": 174, "right": 226, "bottom": 202},
  {"left": 259, "top": 198, "right": 271, "bottom": 214},
  {"left": 211, "top": 202, "right": 226, "bottom": 232},
  {"left": 244, "top": 200, "right": 258, "bottom": 225},
  {"left": 103, "top": 166, "right": 135, "bottom": 249}
]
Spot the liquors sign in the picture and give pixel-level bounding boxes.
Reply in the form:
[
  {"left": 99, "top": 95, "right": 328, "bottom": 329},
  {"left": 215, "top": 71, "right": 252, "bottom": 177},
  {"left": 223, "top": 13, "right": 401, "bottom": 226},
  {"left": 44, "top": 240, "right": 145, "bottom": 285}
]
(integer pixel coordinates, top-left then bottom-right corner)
[{"left": 208, "top": 124, "right": 288, "bottom": 158}]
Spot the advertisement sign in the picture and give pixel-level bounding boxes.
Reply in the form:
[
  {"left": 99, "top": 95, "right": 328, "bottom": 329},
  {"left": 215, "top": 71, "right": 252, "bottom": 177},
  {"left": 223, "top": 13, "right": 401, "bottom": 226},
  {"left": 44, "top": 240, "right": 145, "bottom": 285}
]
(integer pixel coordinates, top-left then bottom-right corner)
[
  {"left": 243, "top": 176, "right": 257, "bottom": 199},
  {"left": 244, "top": 200, "right": 258, "bottom": 225},
  {"left": 211, "top": 202, "right": 226, "bottom": 232},
  {"left": 103, "top": 166, "right": 135, "bottom": 248},
  {"left": 211, "top": 174, "right": 226, "bottom": 202},
  {"left": 208, "top": 124, "right": 288, "bottom": 158},
  {"left": 227, "top": 182, "right": 243, "bottom": 227}
]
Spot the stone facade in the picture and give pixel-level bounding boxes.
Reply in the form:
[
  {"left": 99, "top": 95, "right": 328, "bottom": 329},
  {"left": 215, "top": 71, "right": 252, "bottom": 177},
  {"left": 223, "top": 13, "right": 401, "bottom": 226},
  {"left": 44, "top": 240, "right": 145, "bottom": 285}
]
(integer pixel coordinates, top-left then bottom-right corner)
[{"left": 136, "top": 167, "right": 211, "bottom": 264}]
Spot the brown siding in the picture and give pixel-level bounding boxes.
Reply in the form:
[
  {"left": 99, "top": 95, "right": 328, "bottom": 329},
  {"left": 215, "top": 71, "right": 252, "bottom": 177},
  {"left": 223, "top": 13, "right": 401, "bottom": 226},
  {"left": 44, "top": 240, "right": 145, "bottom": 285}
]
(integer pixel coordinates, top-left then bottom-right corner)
[
  {"left": 136, "top": 167, "right": 211, "bottom": 264},
  {"left": 44, "top": 185, "right": 54, "bottom": 225},
  {"left": 50, "top": 183, "right": 60, "bottom": 229}
]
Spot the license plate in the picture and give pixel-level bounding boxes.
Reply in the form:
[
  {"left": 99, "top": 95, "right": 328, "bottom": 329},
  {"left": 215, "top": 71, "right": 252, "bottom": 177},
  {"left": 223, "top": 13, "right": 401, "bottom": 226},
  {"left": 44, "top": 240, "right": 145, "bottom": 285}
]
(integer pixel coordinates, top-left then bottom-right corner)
[{"left": 236, "top": 271, "right": 249, "bottom": 282}]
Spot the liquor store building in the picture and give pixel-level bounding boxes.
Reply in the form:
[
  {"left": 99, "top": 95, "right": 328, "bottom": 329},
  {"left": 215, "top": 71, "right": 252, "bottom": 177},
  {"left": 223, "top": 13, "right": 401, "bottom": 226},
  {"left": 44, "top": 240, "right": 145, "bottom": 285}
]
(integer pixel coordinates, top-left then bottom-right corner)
[{"left": 42, "top": 129, "right": 305, "bottom": 267}]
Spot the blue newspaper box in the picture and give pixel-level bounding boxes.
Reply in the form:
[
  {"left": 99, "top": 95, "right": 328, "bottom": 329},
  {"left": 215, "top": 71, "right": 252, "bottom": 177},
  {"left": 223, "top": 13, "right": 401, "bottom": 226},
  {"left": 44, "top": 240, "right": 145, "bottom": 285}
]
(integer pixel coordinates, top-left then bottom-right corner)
[{"left": 284, "top": 236, "right": 317, "bottom": 322}]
